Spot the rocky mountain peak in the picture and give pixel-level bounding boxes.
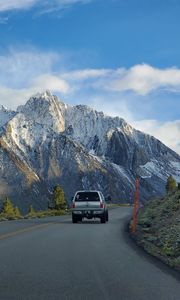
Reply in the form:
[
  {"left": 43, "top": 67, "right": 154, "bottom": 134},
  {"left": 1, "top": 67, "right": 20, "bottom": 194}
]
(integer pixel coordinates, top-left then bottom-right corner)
[
  {"left": 0, "top": 105, "right": 16, "bottom": 128},
  {"left": 17, "top": 90, "right": 65, "bottom": 133},
  {"left": 0, "top": 105, "right": 7, "bottom": 111},
  {"left": 64, "top": 103, "right": 130, "bottom": 155}
]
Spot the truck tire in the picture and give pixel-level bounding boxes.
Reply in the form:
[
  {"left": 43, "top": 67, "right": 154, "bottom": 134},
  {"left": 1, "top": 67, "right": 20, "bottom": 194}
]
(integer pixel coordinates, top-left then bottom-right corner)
[
  {"left": 72, "top": 214, "right": 77, "bottom": 223},
  {"left": 106, "top": 211, "right": 109, "bottom": 222},
  {"left": 101, "top": 213, "right": 106, "bottom": 223}
]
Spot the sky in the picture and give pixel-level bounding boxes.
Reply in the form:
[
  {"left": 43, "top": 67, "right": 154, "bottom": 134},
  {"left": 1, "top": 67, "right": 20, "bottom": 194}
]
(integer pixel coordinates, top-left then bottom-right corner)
[{"left": 0, "top": 0, "right": 180, "bottom": 154}]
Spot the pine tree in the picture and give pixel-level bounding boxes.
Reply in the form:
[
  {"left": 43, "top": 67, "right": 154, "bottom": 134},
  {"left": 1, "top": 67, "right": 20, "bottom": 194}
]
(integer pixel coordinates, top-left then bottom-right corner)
[
  {"left": 53, "top": 185, "right": 67, "bottom": 210},
  {"left": 166, "top": 175, "right": 177, "bottom": 192},
  {"left": 28, "top": 205, "right": 36, "bottom": 216},
  {"left": 2, "top": 197, "right": 15, "bottom": 217},
  {"left": 14, "top": 206, "right": 21, "bottom": 218}
]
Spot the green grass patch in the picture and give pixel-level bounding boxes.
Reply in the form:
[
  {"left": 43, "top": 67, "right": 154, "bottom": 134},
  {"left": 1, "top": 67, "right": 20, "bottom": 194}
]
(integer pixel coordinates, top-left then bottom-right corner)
[{"left": 133, "top": 189, "right": 180, "bottom": 271}]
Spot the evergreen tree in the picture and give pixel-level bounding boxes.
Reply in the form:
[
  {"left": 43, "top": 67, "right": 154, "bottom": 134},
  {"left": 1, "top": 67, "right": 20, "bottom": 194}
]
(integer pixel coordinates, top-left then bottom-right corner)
[
  {"left": 178, "top": 183, "right": 180, "bottom": 190},
  {"left": 2, "top": 197, "right": 15, "bottom": 216},
  {"left": 53, "top": 185, "right": 67, "bottom": 210},
  {"left": 166, "top": 175, "right": 177, "bottom": 192},
  {"left": 28, "top": 205, "right": 36, "bottom": 216},
  {"left": 14, "top": 206, "right": 21, "bottom": 218}
]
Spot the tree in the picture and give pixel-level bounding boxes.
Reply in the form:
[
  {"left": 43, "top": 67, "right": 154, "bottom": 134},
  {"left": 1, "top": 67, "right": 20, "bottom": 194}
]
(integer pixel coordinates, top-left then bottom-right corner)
[
  {"left": 14, "top": 206, "right": 21, "bottom": 218},
  {"left": 2, "top": 197, "right": 15, "bottom": 216},
  {"left": 28, "top": 205, "right": 36, "bottom": 216},
  {"left": 166, "top": 175, "right": 177, "bottom": 192},
  {"left": 53, "top": 185, "right": 67, "bottom": 210}
]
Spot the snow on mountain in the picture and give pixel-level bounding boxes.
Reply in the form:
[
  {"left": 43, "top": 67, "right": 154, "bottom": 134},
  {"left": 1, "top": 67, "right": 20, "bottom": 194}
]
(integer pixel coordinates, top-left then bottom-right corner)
[
  {"left": 0, "top": 105, "right": 16, "bottom": 127},
  {"left": 0, "top": 90, "right": 180, "bottom": 210},
  {"left": 17, "top": 90, "right": 65, "bottom": 133},
  {"left": 64, "top": 104, "right": 137, "bottom": 157},
  {"left": 64, "top": 100, "right": 180, "bottom": 186}
]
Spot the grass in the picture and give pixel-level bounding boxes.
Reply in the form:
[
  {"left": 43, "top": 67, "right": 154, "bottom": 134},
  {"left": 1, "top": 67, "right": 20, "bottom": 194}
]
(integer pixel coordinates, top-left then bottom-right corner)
[
  {"left": 130, "top": 189, "right": 180, "bottom": 272},
  {"left": 107, "top": 203, "right": 132, "bottom": 208},
  {"left": 0, "top": 209, "right": 69, "bottom": 221}
]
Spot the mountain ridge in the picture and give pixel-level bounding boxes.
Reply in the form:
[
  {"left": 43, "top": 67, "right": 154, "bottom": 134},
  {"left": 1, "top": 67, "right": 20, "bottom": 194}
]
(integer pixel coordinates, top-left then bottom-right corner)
[{"left": 0, "top": 90, "right": 179, "bottom": 211}]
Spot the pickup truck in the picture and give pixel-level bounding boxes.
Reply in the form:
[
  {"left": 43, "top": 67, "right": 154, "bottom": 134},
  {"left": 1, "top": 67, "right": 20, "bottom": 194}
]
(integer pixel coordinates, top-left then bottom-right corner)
[{"left": 71, "top": 190, "right": 109, "bottom": 223}]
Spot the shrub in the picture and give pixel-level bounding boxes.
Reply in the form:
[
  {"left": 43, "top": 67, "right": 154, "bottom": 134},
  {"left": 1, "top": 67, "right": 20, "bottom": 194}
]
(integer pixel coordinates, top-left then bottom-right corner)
[
  {"left": 52, "top": 185, "right": 67, "bottom": 210},
  {"left": 1, "top": 197, "right": 16, "bottom": 219},
  {"left": 28, "top": 205, "right": 36, "bottom": 217},
  {"left": 166, "top": 175, "right": 177, "bottom": 192}
]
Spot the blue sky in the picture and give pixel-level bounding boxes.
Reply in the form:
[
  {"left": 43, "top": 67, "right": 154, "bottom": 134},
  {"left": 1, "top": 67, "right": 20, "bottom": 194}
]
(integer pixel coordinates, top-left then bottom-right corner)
[{"left": 0, "top": 0, "right": 180, "bottom": 153}]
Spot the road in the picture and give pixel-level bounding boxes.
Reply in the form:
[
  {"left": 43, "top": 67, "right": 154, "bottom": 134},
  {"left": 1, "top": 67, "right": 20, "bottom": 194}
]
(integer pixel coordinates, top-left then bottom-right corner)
[{"left": 0, "top": 207, "right": 179, "bottom": 300}]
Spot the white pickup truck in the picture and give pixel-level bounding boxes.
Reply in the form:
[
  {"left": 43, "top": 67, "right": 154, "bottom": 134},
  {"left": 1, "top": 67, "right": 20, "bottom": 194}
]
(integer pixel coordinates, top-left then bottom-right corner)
[{"left": 71, "top": 190, "right": 109, "bottom": 223}]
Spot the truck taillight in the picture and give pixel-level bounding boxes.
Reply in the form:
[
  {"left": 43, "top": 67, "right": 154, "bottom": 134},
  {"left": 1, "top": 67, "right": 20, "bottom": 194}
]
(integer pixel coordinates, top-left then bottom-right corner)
[
  {"left": 72, "top": 202, "right": 76, "bottom": 208},
  {"left": 100, "top": 202, "right": 104, "bottom": 209}
]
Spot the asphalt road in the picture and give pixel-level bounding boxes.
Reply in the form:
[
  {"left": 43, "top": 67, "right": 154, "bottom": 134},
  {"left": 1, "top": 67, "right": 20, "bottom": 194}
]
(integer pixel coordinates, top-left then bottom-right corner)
[{"left": 0, "top": 207, "right": 179, "bottom": 300}]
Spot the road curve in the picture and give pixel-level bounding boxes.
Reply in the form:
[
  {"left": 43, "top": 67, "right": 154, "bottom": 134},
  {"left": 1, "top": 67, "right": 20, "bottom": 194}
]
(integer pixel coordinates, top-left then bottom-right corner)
[{"left": 0, "top": 207, "right": 179, "bottom": 300}]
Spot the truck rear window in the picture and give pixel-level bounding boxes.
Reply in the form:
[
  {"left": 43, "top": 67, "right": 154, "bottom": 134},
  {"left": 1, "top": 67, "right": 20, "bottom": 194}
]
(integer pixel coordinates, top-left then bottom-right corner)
[{"left": 75, "top": 192, "right": 100, "bottom": 202}]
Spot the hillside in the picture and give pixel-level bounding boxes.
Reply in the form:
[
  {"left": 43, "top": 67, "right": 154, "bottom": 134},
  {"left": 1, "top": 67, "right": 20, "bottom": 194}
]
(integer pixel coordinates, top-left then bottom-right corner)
[
  {"left": 134, "top": 189, "right": 180, "bottom": 271},
  {"left": 0, "top": 91, "right": 180, "bottom": 211}
]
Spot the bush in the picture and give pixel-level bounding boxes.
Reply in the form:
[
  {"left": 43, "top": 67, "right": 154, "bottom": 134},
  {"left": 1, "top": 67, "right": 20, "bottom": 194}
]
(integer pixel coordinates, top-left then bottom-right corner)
[
  {"left": 2, "top": 198, "right": 14, "bottom": 215},
  {"left": 166, "top": 175, "right": 177, "bottom": 192},
  {"left": 52, "top": 185, "right": 67, "bottom": 210},
  {"left": 27, "top": 205, "right": 36, "bottom": 217},
  {"left": 0, "top": 198, "right": 22, "bottom": 220}
]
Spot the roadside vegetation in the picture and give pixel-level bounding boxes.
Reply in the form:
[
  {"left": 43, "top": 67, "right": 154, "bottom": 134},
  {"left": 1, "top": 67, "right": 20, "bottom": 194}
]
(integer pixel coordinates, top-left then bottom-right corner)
[
  {"left": 0, "top": 185, "right": 68, "bottom": 221},
  {"left": 107, "top": 203, "right": 131, "bottom": 208},
  {"left": 131, "top": 175, "right": 180, "bottom": 271}
]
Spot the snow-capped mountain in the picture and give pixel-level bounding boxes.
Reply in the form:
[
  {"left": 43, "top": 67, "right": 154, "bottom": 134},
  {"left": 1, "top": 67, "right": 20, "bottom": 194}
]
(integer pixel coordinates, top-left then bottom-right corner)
[
  {"left": 0, "top": 105, "right": 16, "bottom": 127},
  {"left": 0, "top": 91, "right": 180, "bottom": 211}
]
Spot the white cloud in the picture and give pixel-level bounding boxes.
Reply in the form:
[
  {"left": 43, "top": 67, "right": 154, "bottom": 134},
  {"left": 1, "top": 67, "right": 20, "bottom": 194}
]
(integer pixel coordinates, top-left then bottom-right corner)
[
  {"left": 108, "top": 64, "right": 180, "bottom": 95},
  {"left": 62, "top": 68, "right": 113, "bottom": 80},
  {"left": 0, "top": 75, "right": 69, "bottom": 109},
  {"left": 0, "top": 86, "right": 33, "bottom": 109},
  {"left": 45, "top": 0, "right": 91, "bottom": 7},
  {"left": 61, "top": 65, "right": 180, "bottom": 96},
  {"left": 0, "top": 49, "right": 59, "bottom": 88},
  {"left": 1, "top": 51, "right": 180, "bottom": 100},
  {"left": 36, "top": 0, "right": 92, "bottom": 16},
  {"left": 0, "top": 0, "right": 37, "bottom": 12},
  {"left": 0, "top": 0, "right": 91, "bottom": 13},
  {"left": 32, "top": 74, "right": 69, "bottom": 94},
  {"left": 0, "top": 49, "right": 69, "bottom": 108},
  {"left": 57, "top": 0, "right": 89, "bottom": 3}
]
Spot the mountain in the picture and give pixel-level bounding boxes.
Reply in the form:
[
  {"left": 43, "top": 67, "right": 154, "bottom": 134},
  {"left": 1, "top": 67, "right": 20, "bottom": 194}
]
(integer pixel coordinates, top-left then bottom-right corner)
[
  {"left": 0, "top": 105, "right": 16, "bottom": 127},
  {"left": 0, "top": 91, "right": 180, "bottom": 211}
]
